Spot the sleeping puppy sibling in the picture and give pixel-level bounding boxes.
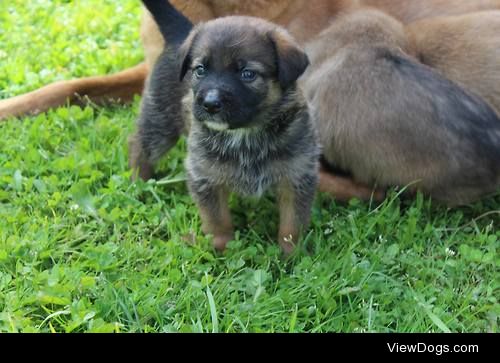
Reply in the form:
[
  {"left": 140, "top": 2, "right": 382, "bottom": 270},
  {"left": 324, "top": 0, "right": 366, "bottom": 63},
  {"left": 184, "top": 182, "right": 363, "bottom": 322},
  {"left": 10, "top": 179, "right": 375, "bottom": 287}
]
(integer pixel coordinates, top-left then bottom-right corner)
[{"left": 303, "top": 8, "right": 500, "bottom": 205}]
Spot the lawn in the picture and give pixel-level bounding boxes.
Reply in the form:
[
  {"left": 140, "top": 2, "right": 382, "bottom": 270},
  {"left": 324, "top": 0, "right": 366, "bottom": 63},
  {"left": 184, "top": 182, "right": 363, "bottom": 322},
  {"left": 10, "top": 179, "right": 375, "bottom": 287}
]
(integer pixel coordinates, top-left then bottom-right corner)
[{"left": 0, "top": 0, "right": 498, "bottom": 333}]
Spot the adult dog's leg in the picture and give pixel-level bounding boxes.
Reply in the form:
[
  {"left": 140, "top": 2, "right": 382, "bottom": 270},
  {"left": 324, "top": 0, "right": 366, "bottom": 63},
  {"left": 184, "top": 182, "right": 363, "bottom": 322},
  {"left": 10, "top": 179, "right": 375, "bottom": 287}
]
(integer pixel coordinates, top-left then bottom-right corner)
[{"left": 0, "top": 63, "right": 148, "bottom": 121}]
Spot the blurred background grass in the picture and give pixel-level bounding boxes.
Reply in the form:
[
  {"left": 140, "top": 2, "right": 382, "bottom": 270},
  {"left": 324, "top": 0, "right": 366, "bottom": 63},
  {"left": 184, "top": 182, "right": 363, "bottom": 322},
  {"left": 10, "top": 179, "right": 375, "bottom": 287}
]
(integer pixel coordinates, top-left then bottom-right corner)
[{"left": 0, "top": 0, "right": 143, "bottom": 98}]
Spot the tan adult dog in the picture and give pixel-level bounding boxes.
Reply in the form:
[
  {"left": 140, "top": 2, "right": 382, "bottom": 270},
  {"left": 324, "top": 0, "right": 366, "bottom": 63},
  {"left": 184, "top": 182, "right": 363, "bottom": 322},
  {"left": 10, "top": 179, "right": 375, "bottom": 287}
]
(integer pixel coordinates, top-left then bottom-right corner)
[
  {"left": 406, "top": 11, "right": 500, "bottom": 115},
  {"left": 1, "top": 0, "right": 500, "bottom": 121}
]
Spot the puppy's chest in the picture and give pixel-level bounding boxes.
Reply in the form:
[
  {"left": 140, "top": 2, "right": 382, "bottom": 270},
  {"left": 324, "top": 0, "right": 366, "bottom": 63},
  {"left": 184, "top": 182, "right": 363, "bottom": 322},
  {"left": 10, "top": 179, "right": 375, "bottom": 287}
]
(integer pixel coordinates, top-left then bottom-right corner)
[
  {"left": 188, "top": 131, "right": 290, "bottom": 196},
  {"left": 218, "top": 159, "right": 278, "bottom": 197}
]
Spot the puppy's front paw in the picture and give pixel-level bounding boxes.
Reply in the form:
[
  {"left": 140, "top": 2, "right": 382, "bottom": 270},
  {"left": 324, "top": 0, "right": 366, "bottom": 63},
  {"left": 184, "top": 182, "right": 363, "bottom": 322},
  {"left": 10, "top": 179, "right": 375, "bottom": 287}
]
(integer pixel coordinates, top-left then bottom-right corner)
[
  {"left": 213, "top": 233, "right": 234, "bottom": 252},
  {"left": 278, "top": 233, "right": 297, "bottom": 256}
]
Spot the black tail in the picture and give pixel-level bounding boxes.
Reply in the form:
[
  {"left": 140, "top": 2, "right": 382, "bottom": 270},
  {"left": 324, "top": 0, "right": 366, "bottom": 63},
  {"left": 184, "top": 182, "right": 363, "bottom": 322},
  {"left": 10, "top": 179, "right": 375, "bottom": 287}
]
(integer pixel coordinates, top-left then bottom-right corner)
[{"left": 142, "top": 0, "right": 193, "bottom": 47}]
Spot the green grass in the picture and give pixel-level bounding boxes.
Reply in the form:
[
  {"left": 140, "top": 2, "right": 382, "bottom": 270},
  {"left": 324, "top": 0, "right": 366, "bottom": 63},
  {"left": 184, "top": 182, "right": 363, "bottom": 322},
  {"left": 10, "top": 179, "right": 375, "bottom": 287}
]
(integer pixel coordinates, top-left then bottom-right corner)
[{"left": 0, "top": 0, "right": 499, "bottom": 333}]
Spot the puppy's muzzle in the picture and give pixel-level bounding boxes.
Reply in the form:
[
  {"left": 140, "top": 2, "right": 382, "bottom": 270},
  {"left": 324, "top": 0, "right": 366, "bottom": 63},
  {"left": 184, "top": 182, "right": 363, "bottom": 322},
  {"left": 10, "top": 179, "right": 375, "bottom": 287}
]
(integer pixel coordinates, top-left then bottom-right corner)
[{"left": 202, "top": 89, "right": 222, "bottom": 115}]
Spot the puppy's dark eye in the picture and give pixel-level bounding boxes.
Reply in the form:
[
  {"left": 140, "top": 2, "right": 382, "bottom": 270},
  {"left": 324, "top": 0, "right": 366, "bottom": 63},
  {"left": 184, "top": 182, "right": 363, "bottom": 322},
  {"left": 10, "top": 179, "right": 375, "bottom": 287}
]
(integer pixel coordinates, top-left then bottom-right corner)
[
  {"left": 194, "top": 65, "right": 206, "bottom": 78},
  {"left": 240, "top": 69, "right": 257, "bottom": 82}
]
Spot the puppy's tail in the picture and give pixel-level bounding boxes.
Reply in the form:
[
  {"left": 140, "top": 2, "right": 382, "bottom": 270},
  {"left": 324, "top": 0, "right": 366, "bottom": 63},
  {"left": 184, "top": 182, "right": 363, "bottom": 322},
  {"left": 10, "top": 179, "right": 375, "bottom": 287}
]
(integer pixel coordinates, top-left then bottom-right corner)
[{"left": 142, "top": 0, "right": 193, "bottom": 48}]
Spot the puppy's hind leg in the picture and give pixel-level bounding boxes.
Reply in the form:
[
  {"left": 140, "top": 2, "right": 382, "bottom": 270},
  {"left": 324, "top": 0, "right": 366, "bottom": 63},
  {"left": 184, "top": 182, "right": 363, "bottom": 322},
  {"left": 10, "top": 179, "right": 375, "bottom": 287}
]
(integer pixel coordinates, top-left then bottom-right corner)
[
  {"left": 128, "top": 107, "right": 183, "bottom": 181},
  {"left": 129, "top": 82, "right": 185, "bottom": 181},
  {"left": 129, "top": 48, "right": 189, "bottom": 181},
  {"left": 128, "top": 118, "right": 183, "bottom": 181}
]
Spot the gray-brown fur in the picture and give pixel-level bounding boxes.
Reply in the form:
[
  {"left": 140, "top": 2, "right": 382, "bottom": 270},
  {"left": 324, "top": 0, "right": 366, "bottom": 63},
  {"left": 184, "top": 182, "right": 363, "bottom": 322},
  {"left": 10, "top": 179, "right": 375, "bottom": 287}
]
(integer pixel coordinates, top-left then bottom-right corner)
[
  {"left": 131, "top": 9, "right": 319, "bottom": 252},
  {"left": 302, "top": 9, "right": 500, "bottom": 205},
  {"left": 129, "top": 51, "right": 188, "bottom": 180}
]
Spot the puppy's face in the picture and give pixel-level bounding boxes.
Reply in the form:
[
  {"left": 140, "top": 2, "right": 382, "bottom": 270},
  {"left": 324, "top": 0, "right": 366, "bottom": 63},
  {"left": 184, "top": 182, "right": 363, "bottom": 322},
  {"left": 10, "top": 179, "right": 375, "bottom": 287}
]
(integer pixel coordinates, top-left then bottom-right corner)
[{"left": 179, "top": 16, "right": 309, "bottom": 131}]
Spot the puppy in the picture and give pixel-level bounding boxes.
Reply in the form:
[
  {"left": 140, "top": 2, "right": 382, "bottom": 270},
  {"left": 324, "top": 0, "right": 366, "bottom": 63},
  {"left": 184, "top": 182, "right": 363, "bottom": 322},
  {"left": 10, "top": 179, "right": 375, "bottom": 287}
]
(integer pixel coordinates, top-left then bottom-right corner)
[
  {"left": 406, "top": 10, "right": 500, "bottom": 116},
  {"left": 302, "top": 8, "right": 500, "bottom": 205},
  {"left": 131, "top": 0, "right": 319, "bottom": 253}
]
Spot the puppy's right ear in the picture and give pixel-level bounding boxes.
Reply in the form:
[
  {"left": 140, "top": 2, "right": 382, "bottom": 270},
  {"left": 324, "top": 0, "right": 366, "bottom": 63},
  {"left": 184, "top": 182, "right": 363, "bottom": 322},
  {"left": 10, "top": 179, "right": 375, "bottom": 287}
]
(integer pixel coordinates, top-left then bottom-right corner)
[{"left": 178, "top": 26, "right": 201, "bottom": 81}]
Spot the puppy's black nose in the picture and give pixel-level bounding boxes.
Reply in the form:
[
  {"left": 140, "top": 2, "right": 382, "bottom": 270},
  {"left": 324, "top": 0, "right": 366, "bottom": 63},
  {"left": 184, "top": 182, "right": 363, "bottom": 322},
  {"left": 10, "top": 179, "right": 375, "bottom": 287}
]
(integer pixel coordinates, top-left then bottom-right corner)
[{"left": 203, "top": 90, "right": 222, "bottom": 114}]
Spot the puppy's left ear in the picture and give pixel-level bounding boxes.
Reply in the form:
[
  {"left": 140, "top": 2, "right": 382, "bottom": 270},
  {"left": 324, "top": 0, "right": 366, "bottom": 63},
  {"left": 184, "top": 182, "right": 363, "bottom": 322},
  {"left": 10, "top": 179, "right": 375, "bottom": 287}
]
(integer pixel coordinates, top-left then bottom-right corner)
[
  {"left": 178, "top": 25, "right": 202, "bottom": 81},
  {"left": 268, "top": 29, "right": 310, "bottom": 89}
]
